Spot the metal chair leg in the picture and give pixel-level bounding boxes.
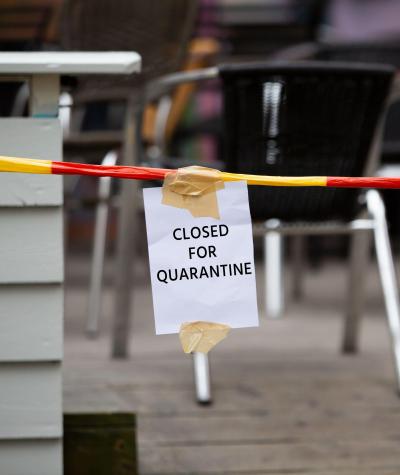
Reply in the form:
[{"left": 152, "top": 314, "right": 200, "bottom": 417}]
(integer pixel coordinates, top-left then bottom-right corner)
[
  {"left": 264, "top": 219, "right": 284, "bottom": 319},
  {"left": 367, "top": 189, "right": 400, "bottom": 394},
  {"left": 342, "top": 230, "right": 371, "bottom": 353},
  {"left": 192, "top": 352, "right": 211, "bottom": 404},
  {"left": 292, "top": 235, "right": 306, "bottom": 301},
  {"left": 112, "top": 102, "right": 139, "bottom": 358},
  {"left": 87, "top": 151, "right": 117, "bottom": 336}
]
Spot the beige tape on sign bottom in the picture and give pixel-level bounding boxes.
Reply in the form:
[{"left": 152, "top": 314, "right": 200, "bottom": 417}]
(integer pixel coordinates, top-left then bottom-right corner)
[
  {"left": 162, "top": 166, "right": 230, "bottom": 353},
  {"left": 179, "top": 321, "right": 231, "bottom": 353},
  {"left": 162, "top": 165, "right": 224, "bottom": 219}
]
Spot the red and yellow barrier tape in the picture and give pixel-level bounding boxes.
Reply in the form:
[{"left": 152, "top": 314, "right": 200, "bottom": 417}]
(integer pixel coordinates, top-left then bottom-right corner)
[{"left": 1, "top": 155, "right": 400, "bottom": 189}]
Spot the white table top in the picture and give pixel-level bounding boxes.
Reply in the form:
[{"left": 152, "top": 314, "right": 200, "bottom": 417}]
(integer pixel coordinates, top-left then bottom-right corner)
[{"left": 0, "top": 52, "right": 141, "bottom": 75}]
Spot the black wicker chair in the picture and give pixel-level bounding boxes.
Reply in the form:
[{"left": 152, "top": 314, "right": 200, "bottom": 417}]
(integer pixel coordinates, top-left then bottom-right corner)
[
  {"left": 220, "top": 61, "right": 391, "bottom": 220},
  {"left": 313, "top": 42, "right": 400, "bottom": 163},
  {"left": 273, "top": 40, "right": 400, "bottom": 163},
  {"left": 148, "top": 61, "right": 400, "bottom": 402},
  {"left": 268, "top": 41, "right": 400, "bottom": 306}
]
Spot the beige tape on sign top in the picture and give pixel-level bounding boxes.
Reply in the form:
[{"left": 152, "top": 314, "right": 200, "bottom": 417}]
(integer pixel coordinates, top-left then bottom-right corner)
[
  {"left": 161, "top": 166, "right": 231, "bottom": 353},
  {"left": 162, "top": 166, "right": 224, "bottom": 219},
  {"left": 179, "top": 321, "right": 231, "bottom": 353}
]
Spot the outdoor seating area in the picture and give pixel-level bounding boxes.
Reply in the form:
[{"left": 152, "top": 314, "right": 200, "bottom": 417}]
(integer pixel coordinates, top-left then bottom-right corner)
[{"left": 2, "top": 1, "right": 400, "bottom": 474}]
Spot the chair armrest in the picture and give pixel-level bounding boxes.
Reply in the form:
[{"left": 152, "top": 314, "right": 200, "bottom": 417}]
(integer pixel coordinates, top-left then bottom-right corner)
[
  {"left": 145, "top": 67, "right": 219, "bottom": 103},
  {"left": 143, "top": 67, "right": 220, "bottom": 156}
]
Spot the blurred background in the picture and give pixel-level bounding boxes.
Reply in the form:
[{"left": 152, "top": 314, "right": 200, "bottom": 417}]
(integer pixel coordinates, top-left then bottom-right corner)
[
  {"left": 3, "top": 0, "right": 400, "bottom": 256},
  {"left": 2, "top": 1, "right": 400, "bottom": 474}
]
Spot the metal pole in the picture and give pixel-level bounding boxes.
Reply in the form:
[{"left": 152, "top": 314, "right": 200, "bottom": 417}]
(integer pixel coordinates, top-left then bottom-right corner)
[
  {"left": 342, "top": 230, "right": 371, "bottom": 353},
  {"left": 192, "top": 352, "right": 211, "bottom": 404},
  {"left": 264, "top": 219, "right": 284, "bottom": 319},
  {"left": 291, "top": 235, "right": 306, "bottom": 301},
  {"left": 367, "top": 189, "right": 400, "bottom": 393},
  {"left": 87, "top": 151, "right": 117, "bottom": 336},
  {"left": 111, "top": 99, "right": 139, "bottom": 358}
]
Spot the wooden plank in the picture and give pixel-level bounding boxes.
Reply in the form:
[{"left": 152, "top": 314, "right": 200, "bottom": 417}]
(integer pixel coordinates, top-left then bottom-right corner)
[
  {"left": 0, "top": 363, "right": 62, "bottom": 438},
  {"left": 0, "top": 207, "right": 63, "bottom": 283},
  {"left": 0, "top": 118, "right": 62, "bottom": 206},
  {"left": 64, "top": 381, "right": 400, "bottom": 417},
  {"left": 139, "top": 468, "right": 400, "bottom": 475},
  {"left": 62, "top": 351, "right": 394, "bottom": 388},
  {"left": 0, "top": 439, "right": 61, "bottom": 475},
  {"left": 138, "top": 411, "right": 400, "bottom": 445},
  {"left": 139, "top": 440, "right": 400, "bottom": 474},
  {"left": 0, "top": 284, "right": 62, "bottom": 361}
]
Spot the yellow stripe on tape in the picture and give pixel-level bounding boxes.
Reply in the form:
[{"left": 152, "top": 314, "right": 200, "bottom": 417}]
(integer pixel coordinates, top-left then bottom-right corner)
[
  {"left": 0, "top": 156, "right": 52, "bottom": 174},
  {"left": 221, "top": 172, "right": 327, "bottom": 187}
]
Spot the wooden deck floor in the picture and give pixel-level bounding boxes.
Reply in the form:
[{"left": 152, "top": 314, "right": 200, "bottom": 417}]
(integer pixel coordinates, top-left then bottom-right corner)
[{"left": 63, "top": 253, "right": 400, "bottom": 475}]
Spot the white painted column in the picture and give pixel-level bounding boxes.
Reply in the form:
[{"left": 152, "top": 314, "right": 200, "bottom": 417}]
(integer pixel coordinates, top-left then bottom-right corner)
[
  {"left": 0, "top": 75, "right": 63, "bottom": 474},
  {"left": 0, "top": 53, "right": 140, "bottom": 474}
]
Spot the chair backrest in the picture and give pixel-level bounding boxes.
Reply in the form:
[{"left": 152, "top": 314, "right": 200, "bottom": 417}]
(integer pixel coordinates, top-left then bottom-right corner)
[
  {"left": 315, "top": 42, "right": 400, "bottom": 69},
  {"left": 219, "top": 61, "right": 394, "bottom": 222},
  {"left": 314, "top": 42, "right": 400, "bottom": 160},
  {"left": 61, "top": 0, "right": 198, "bottom": 101}
]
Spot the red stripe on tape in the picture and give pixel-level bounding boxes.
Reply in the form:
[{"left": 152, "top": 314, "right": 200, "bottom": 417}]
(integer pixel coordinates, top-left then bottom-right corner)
[
  {"left": 51, "top": 162, "right": 170, "bottom": 180},
  {"left": 327, "top": 177, "right": 400, "bottom": 189}
]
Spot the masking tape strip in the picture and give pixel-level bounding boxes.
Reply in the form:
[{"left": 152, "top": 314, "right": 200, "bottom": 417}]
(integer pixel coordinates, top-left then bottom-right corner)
[
  {"left": 179, "top": 321, "right": 231, "bottom": 353},
  {"left": 162, "top": 166, "right": 225, "bottom": 219},
  {"left": 162, "top": 168, "right": 229, "bottom": 353},
  {"left": 0, "top": 156, "right": 51, "bottom": 174}
]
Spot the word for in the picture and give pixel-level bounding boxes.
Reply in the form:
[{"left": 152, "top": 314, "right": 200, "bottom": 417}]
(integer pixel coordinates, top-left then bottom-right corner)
[{"left": 188, "top": 246, "right": 216, "bottom": 259}]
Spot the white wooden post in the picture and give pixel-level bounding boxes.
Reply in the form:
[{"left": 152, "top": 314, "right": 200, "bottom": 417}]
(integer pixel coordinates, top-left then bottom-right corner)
[
  {"left": 0, "top": 52, "right": 140, "bottom": 474},
  {"left": 0, "top": 118, "right": 63, "bottom": 475}
]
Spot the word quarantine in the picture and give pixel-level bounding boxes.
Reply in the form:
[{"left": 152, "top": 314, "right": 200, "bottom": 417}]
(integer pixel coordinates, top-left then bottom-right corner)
[{"left": 156, "top": 224, "right": 253, "bottom": 285}]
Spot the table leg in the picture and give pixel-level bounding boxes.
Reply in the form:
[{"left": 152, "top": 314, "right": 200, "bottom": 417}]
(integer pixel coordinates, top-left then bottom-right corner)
[{"left": 30, "top": 75, "right": 59, "bottom": 117}]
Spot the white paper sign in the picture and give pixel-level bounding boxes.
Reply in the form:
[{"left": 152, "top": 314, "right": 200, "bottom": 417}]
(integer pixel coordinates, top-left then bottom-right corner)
[{"left": 143, "top": 181, "right": 259, "bottom": 334}]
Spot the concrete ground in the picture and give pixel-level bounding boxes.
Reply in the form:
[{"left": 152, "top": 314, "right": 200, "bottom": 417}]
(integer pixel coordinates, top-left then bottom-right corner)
[{"left": 63, "top": 250, "right": 400, "bottom": 475}]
